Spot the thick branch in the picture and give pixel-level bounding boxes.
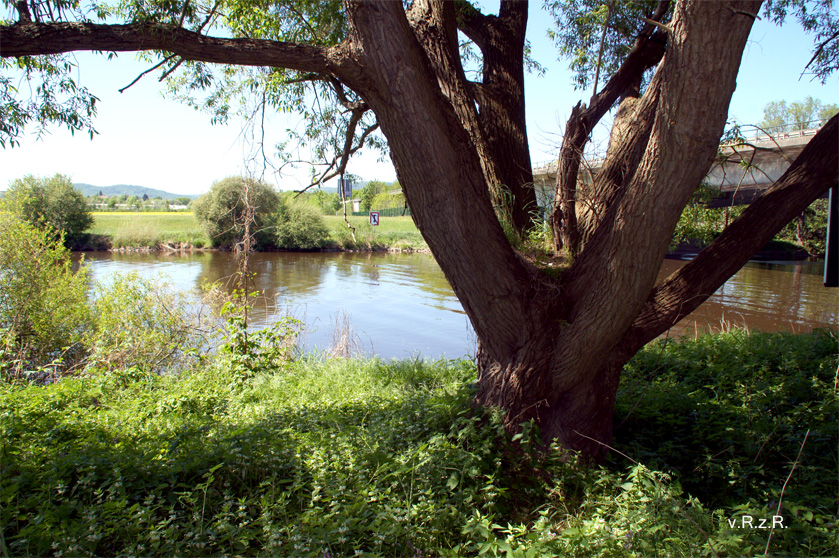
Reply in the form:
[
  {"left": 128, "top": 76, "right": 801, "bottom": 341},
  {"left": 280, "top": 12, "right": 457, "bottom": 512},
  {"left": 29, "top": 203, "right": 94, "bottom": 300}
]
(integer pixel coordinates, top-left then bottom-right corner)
[
  {"left": 0, "top": 22, "right": 332, "bottom": 74},
  {"left": 622, "top": 114, "right": 839, "bottom": 355},
  {"left": 552, "top": 2, "right": 669, "bottom": 252}
]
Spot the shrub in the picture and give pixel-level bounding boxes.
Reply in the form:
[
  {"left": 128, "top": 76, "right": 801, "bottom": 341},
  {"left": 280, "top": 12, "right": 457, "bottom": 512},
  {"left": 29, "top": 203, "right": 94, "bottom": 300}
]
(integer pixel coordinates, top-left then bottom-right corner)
[
  {"left": 85, "top": 272, "right": 210, "bottom": 374},
  {"left": 371, "top": 189, "right": 406, "bottom": 210},
  {"left": 0, "top": 212, "right": 92, "bottom": 378},
  {"left": 275, "top": 202, "right": 331, "bottom": 249},
  {"left": 4, "top": 173, "right": 93, "bottom": 245},
  {"left": 192, "top": 176, "right": 281, "bottom": 249}
]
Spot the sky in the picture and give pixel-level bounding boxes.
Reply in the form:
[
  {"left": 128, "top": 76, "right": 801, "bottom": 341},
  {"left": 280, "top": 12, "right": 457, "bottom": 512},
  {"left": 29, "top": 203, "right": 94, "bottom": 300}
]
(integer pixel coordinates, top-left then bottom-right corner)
[{"left": 1, "top": 3, "right": 837, "bottom": 196}]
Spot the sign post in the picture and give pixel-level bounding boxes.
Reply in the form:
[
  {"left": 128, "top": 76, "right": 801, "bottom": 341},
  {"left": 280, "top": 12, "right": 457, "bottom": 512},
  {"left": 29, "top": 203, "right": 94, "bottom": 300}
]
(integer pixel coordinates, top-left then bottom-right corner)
[{"left": 369, "top": 211, "right": 380, "bottom": 226}]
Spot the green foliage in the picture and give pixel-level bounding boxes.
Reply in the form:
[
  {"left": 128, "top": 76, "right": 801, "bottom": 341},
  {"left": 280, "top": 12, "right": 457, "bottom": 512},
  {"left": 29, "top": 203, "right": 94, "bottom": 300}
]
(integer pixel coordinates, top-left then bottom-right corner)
[
  {"left": 0, "top": 330, "right": 834, "bottom": 557},
  {"left": 371, "top": 188, "right": 406, "bottom": 211},
  {"left": 670, "top": 184, "right": 739, "bottom": 249},
  {"left": 307, "top": 188, "right": 342, "bottom": 215},
  {"left": 673, "top": 193, "right": 827, "bottom": 255},
  {"left": 4, "top": 173, "right": 94, "bottom": 245},
  {"left": 546, "top": 0, "right": 669, "bottom": 91},
  {"left": 614, "top": 329, "right": 838, "bottom": 555},
  {"left": 217, "top": 295, "right": 302, "bottom": 379},
  {"left": 0, "top": 55, "right": 98, "bottom": 148},
  {"left": 0, "top": 212, "right": 92, "bottom": 378},
  {"left": 85, "top": 272, "right": 208, "bottom": 374},
  {"left": 192, "top": 176, "right": 281, "bottom": 249},
  {"left": 360, "top": 180, "right": 388, "bottom": 212},
  {"left": 774, "top": 198, "right": 829, "bottom": 255},
  {"left": 760, "top": 96, "right": 838, "bottom": 132},
  {"left": 274, "top": 202, "right": 331, "bottom": 249}
]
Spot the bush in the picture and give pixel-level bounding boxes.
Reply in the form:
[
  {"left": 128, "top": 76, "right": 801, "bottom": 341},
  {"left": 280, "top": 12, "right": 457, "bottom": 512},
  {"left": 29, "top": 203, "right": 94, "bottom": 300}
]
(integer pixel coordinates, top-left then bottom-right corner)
[
  {"left": 371, "top": 189, "right": 406, "bottom": 210},
  {"left": 85, "top": 272, "right": 210, "bottom": 374},
  {"left": 4, "top": 173, "right": 93, "bottom": 245},
  {"left": 775, "top": 198, "right": 828, "bottom": 255},
  {"left": 0, "top": 212, "right": 92, "bottom": 378},
  {"left": 192, "top": 176, "right": 281, "bottom": 249},
  {"left": 275, "top": 202, "right": 331, "bottom": 249},
  {"left": 0, "top": 332, "right": 834, "bottom": 556}
]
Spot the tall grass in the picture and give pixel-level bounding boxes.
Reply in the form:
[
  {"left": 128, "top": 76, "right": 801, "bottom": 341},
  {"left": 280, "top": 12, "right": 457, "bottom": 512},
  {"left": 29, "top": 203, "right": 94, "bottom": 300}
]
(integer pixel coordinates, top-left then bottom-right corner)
[{"left": 1, "top": 329, "right": 836, "bottom": 557}]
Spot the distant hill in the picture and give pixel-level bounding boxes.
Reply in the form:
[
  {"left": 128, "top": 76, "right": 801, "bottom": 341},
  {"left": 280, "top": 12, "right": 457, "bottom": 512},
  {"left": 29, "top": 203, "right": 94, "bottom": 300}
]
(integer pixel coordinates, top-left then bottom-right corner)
[{"left": 74, "top": 183, "right": 200, "bottom": 200}]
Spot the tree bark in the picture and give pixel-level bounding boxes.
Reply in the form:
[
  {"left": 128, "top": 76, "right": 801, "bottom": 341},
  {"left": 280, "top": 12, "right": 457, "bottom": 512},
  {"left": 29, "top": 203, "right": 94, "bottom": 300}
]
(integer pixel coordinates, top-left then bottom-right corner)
[
  {"left": 6, "top": 0, "right": 833, "bottom": 462},
  {"left": 459, "top": 1, "right": 538, "bottom": 234},
  {"left": 0, "top": 22, "right": 332, "bottom": 71},
  {"left": 551, "top": 1, "right": 669, "bottom": 254}
]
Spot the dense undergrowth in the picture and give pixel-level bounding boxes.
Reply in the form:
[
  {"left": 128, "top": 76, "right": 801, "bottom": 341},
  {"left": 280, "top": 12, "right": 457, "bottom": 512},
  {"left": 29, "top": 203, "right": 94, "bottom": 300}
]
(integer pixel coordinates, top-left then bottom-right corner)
[{"left": 1, "top": 329, "right": 836, "bottom": 557}]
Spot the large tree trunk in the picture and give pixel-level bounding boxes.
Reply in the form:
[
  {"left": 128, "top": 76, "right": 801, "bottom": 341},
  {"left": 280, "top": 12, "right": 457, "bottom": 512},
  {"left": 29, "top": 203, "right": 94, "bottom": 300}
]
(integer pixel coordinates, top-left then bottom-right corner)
[
  {"left": 5, "top": 0, "right": 835, "bottom": 461},
  {"left": 343, "top": 0, "right": 764, "bottom": 458}
]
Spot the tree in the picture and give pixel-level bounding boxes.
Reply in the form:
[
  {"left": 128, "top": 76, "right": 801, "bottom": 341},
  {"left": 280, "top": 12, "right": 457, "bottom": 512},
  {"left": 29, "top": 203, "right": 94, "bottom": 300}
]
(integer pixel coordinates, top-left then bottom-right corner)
[
  {"left": 4, "top": 174, "right": 93, "bottom": 245},
  {"left": 0, "top": 210, "right": 92, "bottom": 373},
  {"left": 192, "top": 176, "right": 281, "bottom": 249},
  {"left": 360, "top": 180, "right": 387, "bottom": 212},
  {"left": 1, "top": 0, "right": 837, "bottom": 459},
  {"left": 760, "top": 96, "right": 839, "bottom": 132}
]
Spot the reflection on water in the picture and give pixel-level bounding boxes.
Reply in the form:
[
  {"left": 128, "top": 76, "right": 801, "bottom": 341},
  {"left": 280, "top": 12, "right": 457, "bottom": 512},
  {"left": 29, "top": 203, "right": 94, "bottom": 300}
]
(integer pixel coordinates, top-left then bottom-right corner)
[
  {"left": 79, "top": 251, "right": 836, "bottom": 359},
  {"left": 657, "top": 259, "right": 836, "bottom": 338},
  {"left": 81, "top": 251, "right": 473, "bottom": 359}
]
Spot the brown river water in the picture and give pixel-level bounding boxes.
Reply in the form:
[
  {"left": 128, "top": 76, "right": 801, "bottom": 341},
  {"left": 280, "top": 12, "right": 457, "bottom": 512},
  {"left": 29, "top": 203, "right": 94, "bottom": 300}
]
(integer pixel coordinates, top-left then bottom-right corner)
[{"left": 80, "top": 251, "right": 837, "bottom": 359}]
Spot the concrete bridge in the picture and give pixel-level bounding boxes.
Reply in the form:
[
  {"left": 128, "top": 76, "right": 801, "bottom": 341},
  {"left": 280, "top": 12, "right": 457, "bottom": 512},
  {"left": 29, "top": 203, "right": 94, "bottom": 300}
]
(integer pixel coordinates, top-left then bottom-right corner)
[{"left": 532, "top": 123, "right": 824, "bottom": 208}]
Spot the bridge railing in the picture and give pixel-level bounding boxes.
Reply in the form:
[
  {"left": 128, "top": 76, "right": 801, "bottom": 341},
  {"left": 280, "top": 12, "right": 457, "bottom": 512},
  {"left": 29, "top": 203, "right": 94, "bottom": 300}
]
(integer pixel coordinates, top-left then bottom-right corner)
[
  {"left": 724, "top": 118, "right": 828, "bottom": 144},
  {"left": 533, "top": 118, "right": 829, "bottom": 172}
]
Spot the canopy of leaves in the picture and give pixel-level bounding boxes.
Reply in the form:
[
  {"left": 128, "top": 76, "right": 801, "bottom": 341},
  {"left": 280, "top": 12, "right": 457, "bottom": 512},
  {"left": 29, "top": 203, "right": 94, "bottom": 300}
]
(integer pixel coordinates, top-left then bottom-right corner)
[
  {"left": 763, "top": 0, "right": 839, "bottom": 83},
  {"left": 545, "top": 0, "right": 670, "bottom": 91},
  {"left": 192, "top": 176, "right": 281, "bottom": 249},
  {"left": 0, "top": 55, "right": 98, "bottom": 148},
  {"left": 4, "top": 173, "right": 93, "bottom": 244},
  {"left": 760, "top": 96, "right": 839, "bottom": 132}
]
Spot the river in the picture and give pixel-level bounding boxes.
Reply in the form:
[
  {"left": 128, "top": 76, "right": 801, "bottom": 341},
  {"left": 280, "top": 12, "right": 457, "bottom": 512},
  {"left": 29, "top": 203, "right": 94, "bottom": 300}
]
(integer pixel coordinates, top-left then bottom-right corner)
[{"left": 79, "top": 251, "right": 837, "bottom": 359}]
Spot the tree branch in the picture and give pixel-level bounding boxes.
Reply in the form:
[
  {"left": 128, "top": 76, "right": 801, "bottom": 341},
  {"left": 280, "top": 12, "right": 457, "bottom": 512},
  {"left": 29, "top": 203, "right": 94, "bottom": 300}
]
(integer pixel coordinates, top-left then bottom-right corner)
[
  {"left": 294, "top": 110, "right": 379, "bottom": 195},
  {"left": 118, "top": 54, "right": 175, "bottom": 93},
  {"left": 803, "top": 29, "right": 839, "bottom": 75},
  {"left": 552, "top": 1, "right": 669, "bottom": 252},
  {"left": 621, "top": 114, "right": 839, "bottom": 355},
  {"left": 14, "top": 0, "right": 32, "bottom": 23},
  {"left": 0, "top": 22, "right": 333, "bottom": 74}
]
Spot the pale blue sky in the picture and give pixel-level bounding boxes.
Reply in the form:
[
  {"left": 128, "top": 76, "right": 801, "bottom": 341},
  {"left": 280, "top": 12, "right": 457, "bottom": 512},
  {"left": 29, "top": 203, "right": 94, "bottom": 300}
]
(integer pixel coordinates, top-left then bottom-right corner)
[{"left": 0, "top": 4, "right": 836, "bottom": 195}]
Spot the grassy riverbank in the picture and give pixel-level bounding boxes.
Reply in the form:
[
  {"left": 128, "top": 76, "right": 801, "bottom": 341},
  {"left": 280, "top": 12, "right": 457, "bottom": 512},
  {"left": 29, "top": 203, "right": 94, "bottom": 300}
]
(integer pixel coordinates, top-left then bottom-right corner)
[
  {"left": 87, "top": 212, "right": 211, "bottom": 248},
  {"left": 1, "top": 329, "right": 836, "bottom": 557},
  {"left": 86, "top": 212, "right": 427, "bottom": 251}
]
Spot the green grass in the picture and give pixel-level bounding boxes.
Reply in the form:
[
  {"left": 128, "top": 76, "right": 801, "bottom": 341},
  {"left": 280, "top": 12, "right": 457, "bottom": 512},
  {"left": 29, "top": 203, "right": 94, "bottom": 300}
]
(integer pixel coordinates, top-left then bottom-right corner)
[
  {"left": 89, "top": 212, "right": 210, "bottom": 248},
  {"left": 87, "top": 213, "right": 426, "bottom": 251},
  {"left": 324, "top": 215, "right": 427, "bottom": 251},
  {"left": 1, "top": 329, "right": 836, "bottom": 557}
]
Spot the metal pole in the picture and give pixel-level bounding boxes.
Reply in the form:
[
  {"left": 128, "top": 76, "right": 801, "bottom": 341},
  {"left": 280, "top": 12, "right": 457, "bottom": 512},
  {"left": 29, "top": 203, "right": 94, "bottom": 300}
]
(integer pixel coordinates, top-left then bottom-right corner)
[{"left": 825, "top": 183, "right": 838, "bottom": 288}]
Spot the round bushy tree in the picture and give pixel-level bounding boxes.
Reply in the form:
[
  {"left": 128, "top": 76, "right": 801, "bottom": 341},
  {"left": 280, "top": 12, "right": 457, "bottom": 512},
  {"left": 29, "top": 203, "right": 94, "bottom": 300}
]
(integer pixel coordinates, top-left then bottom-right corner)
[
  {"left": 5, "top": 174, "right": 93, "bottom": 246},
  {"left": 192, "top": 176, "right": 281, "bottom": 249},
  {"left": 275, "top": 202, "right": 331, "bottom": 249}
]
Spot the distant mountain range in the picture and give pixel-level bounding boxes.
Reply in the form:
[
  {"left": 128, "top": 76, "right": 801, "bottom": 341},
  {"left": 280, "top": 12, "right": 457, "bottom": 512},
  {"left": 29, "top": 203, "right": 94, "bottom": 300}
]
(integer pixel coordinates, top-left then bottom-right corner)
[{"left": 74, "top": 183, "right": 200, "bottom": 200}]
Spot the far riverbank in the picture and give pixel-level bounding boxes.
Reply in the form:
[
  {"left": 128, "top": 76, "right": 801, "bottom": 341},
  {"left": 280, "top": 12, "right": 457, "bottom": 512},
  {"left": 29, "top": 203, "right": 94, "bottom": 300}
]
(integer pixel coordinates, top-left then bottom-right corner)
[{"left": 77, "top": 212, "right": 429, "bottom": 253}]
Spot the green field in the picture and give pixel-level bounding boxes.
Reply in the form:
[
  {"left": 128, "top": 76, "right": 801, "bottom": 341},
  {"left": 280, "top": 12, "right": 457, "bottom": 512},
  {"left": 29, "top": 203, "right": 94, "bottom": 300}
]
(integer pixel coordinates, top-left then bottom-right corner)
[
  {"left": 89, "top": 212, "right": 210, "bottom": 248},
  {"left": 89, "top": 212, "right": 426, "bottom": 251},
  {"left": 323, "top": 214, "right": 426, "bottom": 250}
]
